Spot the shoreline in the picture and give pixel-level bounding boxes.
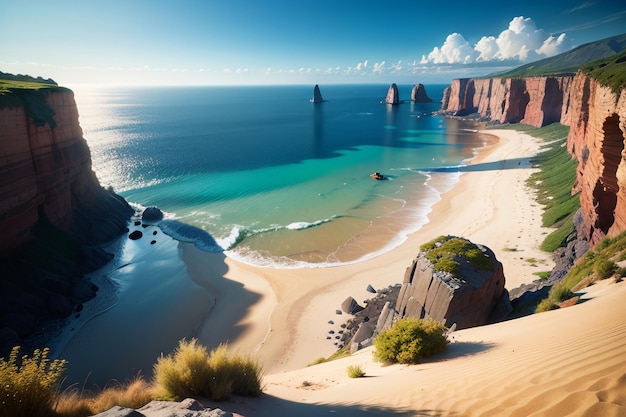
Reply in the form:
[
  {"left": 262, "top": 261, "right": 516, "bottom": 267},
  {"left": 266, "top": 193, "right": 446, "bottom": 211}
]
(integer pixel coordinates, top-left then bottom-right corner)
[
  {"left": 182, "top": 128, "right": 556, "bottom": 374},
  {"left": 56, "top": 128, "right": 555, "bottom": 386}
]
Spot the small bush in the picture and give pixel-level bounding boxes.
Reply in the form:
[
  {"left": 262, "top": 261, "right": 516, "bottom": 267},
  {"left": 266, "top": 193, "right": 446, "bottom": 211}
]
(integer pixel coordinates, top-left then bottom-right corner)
[
  {"left": 0, "top": 346, "right": 67, "bottom": 417},
  {"left": 535, "top": 298, "right": 559, "bottom": 313},
  {"left": 153, "top": 339, "right": 262, "bottom": 401},
  {"left": 346, "top": 365, "right": 366, "bottom": 378},
  {"left": 373, "top": 318, "right": 448, "bottom": 365},
  {"left": 153, "top": 338, "right": 211, "bottom": 400},
  {"left": 593, "top": 257, "right": 616, "bottom": 280}
]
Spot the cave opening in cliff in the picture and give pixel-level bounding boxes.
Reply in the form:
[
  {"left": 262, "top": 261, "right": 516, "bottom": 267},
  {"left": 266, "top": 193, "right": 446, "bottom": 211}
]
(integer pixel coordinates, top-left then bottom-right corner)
[{"left": 594, "top": 114, "right": 624, "bottom": 234}]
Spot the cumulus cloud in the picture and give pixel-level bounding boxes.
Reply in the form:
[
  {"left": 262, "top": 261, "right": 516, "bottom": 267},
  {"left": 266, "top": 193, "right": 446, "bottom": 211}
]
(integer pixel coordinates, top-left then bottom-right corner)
[{"left": 421, "top": 16, "right": 571, "bottom": 65}]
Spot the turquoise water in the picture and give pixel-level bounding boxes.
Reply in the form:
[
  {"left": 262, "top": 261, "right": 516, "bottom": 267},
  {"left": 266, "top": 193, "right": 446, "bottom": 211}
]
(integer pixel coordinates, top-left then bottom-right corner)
[{"left": 73, "top": 84, "right": 487, "bottom": 267}]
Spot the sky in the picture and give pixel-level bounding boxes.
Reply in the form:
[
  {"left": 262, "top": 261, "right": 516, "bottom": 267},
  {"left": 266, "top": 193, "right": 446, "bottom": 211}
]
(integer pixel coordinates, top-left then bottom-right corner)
[{"left": 1, "top": 0, "right": 625, "bottom": 86}]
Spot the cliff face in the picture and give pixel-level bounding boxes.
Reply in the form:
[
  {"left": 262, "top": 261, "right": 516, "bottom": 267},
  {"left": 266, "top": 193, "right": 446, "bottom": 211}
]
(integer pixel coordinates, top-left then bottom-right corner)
[
  {"left": 0, "top": 88, "right": 133, "bottom": 350},
  {"left": 567, "top": 74, "right": 626, "bottom": 245},
  {"left": 442, "top": 76, "right": 573, "bottom": 128}
]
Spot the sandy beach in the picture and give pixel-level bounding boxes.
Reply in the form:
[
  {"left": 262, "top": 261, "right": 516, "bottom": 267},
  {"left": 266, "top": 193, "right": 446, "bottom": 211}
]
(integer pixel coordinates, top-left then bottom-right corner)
[{"left": 58, "top": 129, "right": 626, "bottom": 416}]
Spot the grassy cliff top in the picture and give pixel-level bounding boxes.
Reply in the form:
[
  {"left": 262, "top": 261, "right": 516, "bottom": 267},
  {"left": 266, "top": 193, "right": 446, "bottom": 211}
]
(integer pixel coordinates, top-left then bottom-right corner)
[
  {"left": 490, "top": 33, "right": 626, "bottom": 79},
  {"left": 580, "top": 50, "right": 626, "bottom": 95},
  {"left": 0, "top": 72, "right": 69, "bottom": 127}
]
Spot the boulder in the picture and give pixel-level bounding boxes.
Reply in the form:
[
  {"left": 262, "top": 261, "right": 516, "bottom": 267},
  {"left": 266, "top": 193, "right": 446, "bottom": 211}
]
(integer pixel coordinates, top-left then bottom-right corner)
[
  {"left": 396, "top": 236, "right": 511, "bottom": 330},
  {"left": 142, "top": 206, "right": 164, "bottom": 223},
  {"left": 341, "top": 296, "right": 364, "bottom": 315},
  {"left": 129, "top": 230, "right": 143, "bottom": 240},
  {"left": 92, "top": 398, "right": 235, "bottom": 417}
]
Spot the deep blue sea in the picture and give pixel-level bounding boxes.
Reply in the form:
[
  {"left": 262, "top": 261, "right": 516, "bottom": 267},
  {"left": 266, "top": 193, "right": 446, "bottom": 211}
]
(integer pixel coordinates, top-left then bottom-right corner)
[{"left": 73, "top": 84, "right": 487, "bottom": 267}]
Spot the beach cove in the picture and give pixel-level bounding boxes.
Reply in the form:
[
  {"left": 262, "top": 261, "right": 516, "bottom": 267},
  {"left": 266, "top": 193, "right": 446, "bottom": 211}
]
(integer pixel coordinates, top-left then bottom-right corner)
[{"left": 59, "top": 128, "right": 553, "bottom": 383}]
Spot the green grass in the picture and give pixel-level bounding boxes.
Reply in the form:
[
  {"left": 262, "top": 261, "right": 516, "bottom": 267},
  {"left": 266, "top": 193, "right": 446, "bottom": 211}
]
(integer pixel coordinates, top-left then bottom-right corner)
[
  {"left": 580, "top": 49, "right": 626, "bottom": 96},
  {"left": 517, "top": 123, "right": 580, "bottom": 252},
  {"left": 419, "top": 236, "right": 493, "bottom": 277},
  {"left": 536, "top": 232, "right": 626, "bottom": 313},
  {"left": 372, "top": 318, "right": 448, "bottom": 365},
  {"left": 0, "top": 74, "right": 68, "bottom": 128}
]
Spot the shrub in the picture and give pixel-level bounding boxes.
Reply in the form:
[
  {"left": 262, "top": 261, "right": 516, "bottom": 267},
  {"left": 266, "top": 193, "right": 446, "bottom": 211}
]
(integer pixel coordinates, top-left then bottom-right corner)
[
  {"left": 153, "top": 339, "right": 262, "bottom": 401},
  {"left": 346, "top": 365, "right": 366, "bottom": 378},
  {"left": 593, "top": 256, "right": 616, "bottom": 280},
  {"left": 0, "top": 346, "right": 67, "bottom": 417},
  {"left": 373, "top": 318, "right": 448, "bottom": 365},
  {"left": 153, "top": 338, "right": 212, "bottom": 400}
]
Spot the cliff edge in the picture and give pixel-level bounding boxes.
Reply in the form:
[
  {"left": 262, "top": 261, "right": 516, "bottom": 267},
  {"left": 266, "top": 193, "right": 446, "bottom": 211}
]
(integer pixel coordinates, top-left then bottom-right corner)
[{"left": 0, "top": 80, "right": 134, "bottom": 352}]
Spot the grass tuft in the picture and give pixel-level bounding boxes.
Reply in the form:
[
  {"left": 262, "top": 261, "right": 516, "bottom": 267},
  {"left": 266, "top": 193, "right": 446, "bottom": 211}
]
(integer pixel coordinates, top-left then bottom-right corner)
[{"left": 346, "top": 365, "right": 366, "bottom": 378}]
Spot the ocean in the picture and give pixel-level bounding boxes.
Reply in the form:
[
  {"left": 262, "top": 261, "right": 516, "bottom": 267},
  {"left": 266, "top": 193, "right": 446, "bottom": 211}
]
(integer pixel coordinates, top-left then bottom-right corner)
[{"left": 73, "top": 84, "right": 488, "bottom": 268}]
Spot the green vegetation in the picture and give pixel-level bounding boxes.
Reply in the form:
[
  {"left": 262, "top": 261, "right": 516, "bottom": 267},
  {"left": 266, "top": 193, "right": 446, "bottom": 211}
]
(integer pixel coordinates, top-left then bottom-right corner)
[
  {"left": 580, "top": 49, "right": 626, "bottom": 96},
  {"left": 308, "top": 346, "right": 351, "bottom": 366},
  {"left": 152, "top": 339, "right": 262, "bottom": 401},
  {"left": 372, "top": 318, "right": 448, "bottom": 365},
  {"left": 536, "top": 232, "right": 626, "bottom": 312},
  {"left": 1, "top": 339, "right": 262, "bottom": 417},
  {"left": 491, "top": 33, "right": 626, "bottom": 78},
  {"left": 419, "top": 235, "right": 493, "bottom": 277},
  {"left": 0, "top": 346, "right": 67, "bottom": 417},
  {"left": 346, "top": 365, "right": 366, "bottom": 378},
  {"left": 0, "top": 71, "right": 68, "bottom": 128},
  {"left": 516, "top": 123, "right": 580, "bottom": 252}
]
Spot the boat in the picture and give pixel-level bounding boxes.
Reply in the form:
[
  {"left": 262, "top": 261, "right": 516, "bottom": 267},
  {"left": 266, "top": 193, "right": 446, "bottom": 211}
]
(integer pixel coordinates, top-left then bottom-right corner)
[{"left": 369, "top": 172, "right": 386, "bottom": 180}]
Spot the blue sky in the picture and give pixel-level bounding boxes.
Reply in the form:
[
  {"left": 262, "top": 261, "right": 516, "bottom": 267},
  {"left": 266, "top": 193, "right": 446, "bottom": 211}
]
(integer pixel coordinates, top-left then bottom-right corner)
[{"left": 1, "top": 0, "right": 625, "bottom": 86}]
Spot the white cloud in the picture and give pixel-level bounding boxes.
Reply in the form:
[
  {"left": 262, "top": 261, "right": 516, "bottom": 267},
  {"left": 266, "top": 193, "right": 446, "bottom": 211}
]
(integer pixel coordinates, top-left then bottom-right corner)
[
  {"left": 421, "top": 33, "right": 477, "bottom": 64},
  {"left": 421, "top": 16, "right": 571, "bottom": 65}
]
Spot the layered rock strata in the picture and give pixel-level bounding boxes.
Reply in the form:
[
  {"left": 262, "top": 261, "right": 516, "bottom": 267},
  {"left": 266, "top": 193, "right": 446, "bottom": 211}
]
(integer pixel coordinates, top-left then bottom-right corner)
[
  {"left": 442, "top": 76, "right": 573, "bottom": 127},
  {"left": 396, "top": 240, "right": 511, "bottom": 330},
  {"left": 567, "top": 73, "right": 626, "bottom": 246},
  {"left": 0, "top": 87, "right": 133, "bottom": 352}
]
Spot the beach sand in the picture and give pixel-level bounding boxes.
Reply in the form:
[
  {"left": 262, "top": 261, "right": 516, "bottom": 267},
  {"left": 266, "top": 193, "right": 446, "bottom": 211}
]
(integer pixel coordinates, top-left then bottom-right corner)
[{"left": 59, "top": 129, "right": 626, "bottom": 415}]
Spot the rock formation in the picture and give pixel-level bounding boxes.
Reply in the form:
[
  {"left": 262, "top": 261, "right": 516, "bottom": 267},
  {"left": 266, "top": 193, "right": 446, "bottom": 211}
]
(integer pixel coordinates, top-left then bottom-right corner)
[
  {"left": 311, "top": 84, "right": 324, "bottom": 103},
  {"left": 410, "top": 83, "right": 432, "bottom": 103},
  {"left": 567, "top": 73, "right": 626, "bottom": 246},
  {"left": 441, "top": 76, "right": 573, "bottom": 127},
  {"left": 395, "top": 236, "right": 511, "bottom": 330},
  {"left": 342, "top": 237, "right": 511, "bottom": 352},
  {"left": 385, "top": 83, "right": 400, "bottom": 105},
  {"left": 0, "top": 85, "right": 133, "bottom": 352},
  {"left": 92, "top": 398, "right": 234, "bottom": 417}
]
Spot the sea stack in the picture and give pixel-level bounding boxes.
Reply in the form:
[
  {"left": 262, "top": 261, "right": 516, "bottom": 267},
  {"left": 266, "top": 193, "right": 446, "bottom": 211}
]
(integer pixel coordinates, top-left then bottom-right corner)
[
  {"left": 411, "top": 83, "right": 432, "bottom": 103},
  {"left": 385, "top": 83, "right": 400, "bottom": 104},
  {"left": 311, "top": 84, "right": 324, "bottom": 103}
]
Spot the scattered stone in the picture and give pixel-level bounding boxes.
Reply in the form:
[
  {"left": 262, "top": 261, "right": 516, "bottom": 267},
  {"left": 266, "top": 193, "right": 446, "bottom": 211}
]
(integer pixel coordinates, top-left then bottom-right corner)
[
  {"left": 129, "top": 230, "right": 143, "bottom": 240},
  {"left": 150, "top": 240, "right": 156, "bottom": 245},
  {"left": 341, "top": 297, "right": 364, "bottom": 315},
  {"left": 153, "top": 230, "right": 158, "bottom": 235},
  {"left": 336, "top": 310, "right": 342, "bottom": 315},
  {"left": 134, "top": 221, "right": 141, "bottom": 226},
  {"left": 328, "top": 320, "right": 334, "bottom": 325},
  {"left": 142, "top": 206, "right": 164, "bottom": 223},
  {"left": 366, "top": 284, "right": 376, "bottom": 293}
]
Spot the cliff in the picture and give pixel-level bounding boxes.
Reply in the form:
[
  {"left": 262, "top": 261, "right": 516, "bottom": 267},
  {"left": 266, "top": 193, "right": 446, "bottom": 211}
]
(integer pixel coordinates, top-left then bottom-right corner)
[
  {"left": 410, "top": 83, "right": 432, "bottom": 103},
  {"left": 567, "top": 73, "right": 626, "bottom": 246},
  {"left": 0, "top": 84, "right": 133, "bottom": 351},
  {"left": 441, "top": 76, "right": 573, "bottom": 128}
]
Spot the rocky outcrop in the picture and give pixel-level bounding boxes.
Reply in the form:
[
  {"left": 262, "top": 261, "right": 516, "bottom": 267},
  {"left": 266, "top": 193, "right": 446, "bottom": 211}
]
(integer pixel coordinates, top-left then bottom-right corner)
[
  {"left": 395, "top": 238, "right": 511, "bottom": 330},
  {"left": 0, "top": 86, "right": 133, "bottom": 352},
  {"left": 311, "top": 84, "right": 324, "bottom": 103},
  {"left": 442, "top": 76, "right": 573, "bottom": 127},
  {"left": 385, "top": 83, "right": 400, "bottom": 104},
  {"left": 92, "top": 398, "right": 236, "bottom": 417},
  {"left": 567, "top": 73, "right": 626, "bottom": 246},
  {"left": 342, "top": 237, "right": 511, "bottom": 352},
  {"left": 411, "top": 83, "right": 432, "bottom": 103}
]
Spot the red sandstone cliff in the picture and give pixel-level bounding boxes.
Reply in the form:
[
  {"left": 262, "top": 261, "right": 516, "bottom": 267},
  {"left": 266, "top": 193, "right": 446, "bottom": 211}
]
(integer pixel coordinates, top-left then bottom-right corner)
[
  {"left": 0, "top": 87, "right": 133, "bottom": 349},
  {"left": 442, "top": 72, "right": 626, "bottom": 248},
  {"left": 567, "top": 74, "right": 626, "bottom": 246},
  {"left": 442, "top": 76, "right": 573, "bottom": 128}
]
